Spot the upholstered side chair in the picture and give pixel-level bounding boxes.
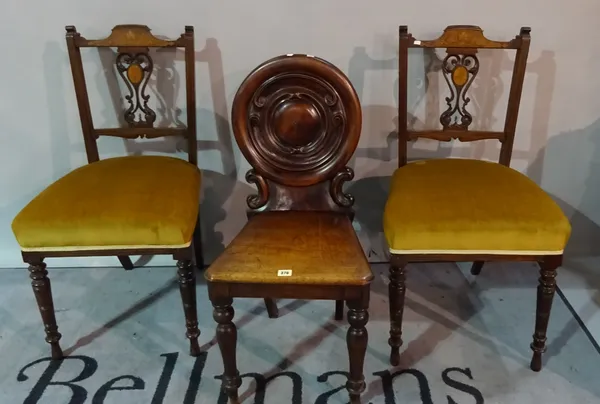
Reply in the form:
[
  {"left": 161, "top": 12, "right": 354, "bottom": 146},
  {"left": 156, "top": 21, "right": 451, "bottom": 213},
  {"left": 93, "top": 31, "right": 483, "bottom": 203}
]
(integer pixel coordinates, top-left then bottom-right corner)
[
  {"left": 384, "top": 25, "right": 571, "bottom": 371},
  {"left": 11, "top": 25, "right": 203, "bottom": 359}
]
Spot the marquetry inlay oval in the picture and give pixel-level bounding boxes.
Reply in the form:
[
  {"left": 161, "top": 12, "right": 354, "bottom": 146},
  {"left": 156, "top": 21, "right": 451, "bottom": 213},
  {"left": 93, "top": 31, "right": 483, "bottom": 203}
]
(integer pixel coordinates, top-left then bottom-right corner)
[
  {"left": 126, "top": 64, "right": 144, "bottom": 85},
  {"left": 452, "top": 65, "right": 469, "bottom": 86}
]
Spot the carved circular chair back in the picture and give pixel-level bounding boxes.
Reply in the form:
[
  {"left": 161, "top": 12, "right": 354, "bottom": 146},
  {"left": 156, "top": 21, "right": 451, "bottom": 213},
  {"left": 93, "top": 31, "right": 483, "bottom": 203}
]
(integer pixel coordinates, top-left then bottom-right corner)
[{"left": 232, "top": 54, "right": 362, "bottom": 212}]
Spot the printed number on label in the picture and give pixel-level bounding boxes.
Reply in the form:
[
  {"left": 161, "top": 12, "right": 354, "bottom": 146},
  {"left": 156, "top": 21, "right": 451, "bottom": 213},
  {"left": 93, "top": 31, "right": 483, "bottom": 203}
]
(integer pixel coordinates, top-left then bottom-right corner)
[{"left": 277, "top": 269, "right": 292, "bottom": 277}]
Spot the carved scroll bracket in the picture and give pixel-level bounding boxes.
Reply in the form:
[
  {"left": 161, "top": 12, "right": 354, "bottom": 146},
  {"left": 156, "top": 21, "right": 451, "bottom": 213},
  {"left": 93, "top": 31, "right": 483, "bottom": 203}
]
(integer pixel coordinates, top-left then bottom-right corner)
[
  {"left": 330, "top": 167, "right": 355, "bottom": 208},
  {"left": 245, "top": 169, "right": 269, "bottom": 210}
]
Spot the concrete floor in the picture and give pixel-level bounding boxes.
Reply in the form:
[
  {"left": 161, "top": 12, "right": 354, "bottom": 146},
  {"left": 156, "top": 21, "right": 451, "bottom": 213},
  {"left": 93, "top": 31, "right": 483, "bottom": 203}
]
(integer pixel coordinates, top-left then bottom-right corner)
[{"left": 0, "top": 263, "right": 598, "bottom": 403}]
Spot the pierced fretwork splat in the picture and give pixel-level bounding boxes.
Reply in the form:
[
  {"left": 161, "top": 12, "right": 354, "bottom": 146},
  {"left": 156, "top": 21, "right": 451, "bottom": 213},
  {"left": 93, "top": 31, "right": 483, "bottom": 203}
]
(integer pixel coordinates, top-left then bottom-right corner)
[
  {"left": 440, "top": 50, "right": 480, "bottom": 130},
  {"left": 116, "top": 48, "right": 156, "bottom": 128}
]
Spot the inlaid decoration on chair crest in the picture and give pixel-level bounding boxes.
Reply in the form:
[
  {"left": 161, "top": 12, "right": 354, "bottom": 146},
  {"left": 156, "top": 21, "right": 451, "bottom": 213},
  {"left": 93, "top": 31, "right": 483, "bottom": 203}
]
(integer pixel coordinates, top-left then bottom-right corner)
[
  {"left": 440, "top": 51, "right": 479, "bottom": 130},
  {"left": 400, "top": 25, "right": 530, "bottom": 150},
  {"left": 416, "top": 25, "right": 514, "bottom": 49},
  {"left": 65, "top": 24, "right": 195, "bottom": 147},
  {"left": 82, "top": 24, "right": 181, "bottom": 48},
  {"left": 116, "top": 50, "right": 156, "bottom": 128}
]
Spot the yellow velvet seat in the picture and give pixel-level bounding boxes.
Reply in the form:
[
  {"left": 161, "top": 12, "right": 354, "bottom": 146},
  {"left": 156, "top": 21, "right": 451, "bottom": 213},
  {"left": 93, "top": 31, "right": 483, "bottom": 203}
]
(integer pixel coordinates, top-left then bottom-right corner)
[
  {"left": 12, "top": 155, "right": 201, "bottom": 252},
  {"left": 383, "top": 158, "right": 571, "bottom": 255}
]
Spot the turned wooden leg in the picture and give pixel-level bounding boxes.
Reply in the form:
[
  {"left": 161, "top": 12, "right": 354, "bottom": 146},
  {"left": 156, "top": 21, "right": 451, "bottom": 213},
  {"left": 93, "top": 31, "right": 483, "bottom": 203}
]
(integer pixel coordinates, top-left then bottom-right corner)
[
  {"left": 213, "top": 297, "right": 241, "bottom": 403},
  {"left": 335, "top": 300, "right": 344, "bottom": 321},
  {"left": 177, "top": 259, "right": 201, "bottom": 356},
  {"left": 346, "top": 298, "right": 369, "bottom": 404},
  {"left": 530, "top": 260, "right": 558, "bottom": 371},
  {"left": 193, "top": 215, "right": 204, "bottom": 270},
  {"left": 28, "top": 261, "right": 63, "bottom": 360},
  {"left": 388, "top": 262, "right": 406, "bottom": 366},
  {"left": 264, "top": 298, "right": 279, "bottom": 318},
  {"left": 470, "top": 261, "right": 484, "bottom": 276},
  {"left": 118, "top": 256, "right": 134, "bottom": 270}
]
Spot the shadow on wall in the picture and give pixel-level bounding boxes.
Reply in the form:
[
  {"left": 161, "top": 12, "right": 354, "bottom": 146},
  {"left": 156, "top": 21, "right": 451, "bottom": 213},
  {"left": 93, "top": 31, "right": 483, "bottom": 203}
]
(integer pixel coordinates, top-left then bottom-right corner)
[
  {"left": 0, "top": 41, "right": 77, "bottom": 267},
  {"left": 534, "top": 117, "right": 600, "bottom": 273},
  {"left": 194, "top": 38, "right": 241, "bottom": 264},
  {"left": 344, "top": 45, "right": 555, "bottom": 261},
  {"left": 523, "top": 117, "right": 600, "bottom": 384},
  {"left": 3, "top": 40, "right": 77, "bottom": 209},
  {"left": 45, "top": 42, "right": 74, "bottom": 180}
]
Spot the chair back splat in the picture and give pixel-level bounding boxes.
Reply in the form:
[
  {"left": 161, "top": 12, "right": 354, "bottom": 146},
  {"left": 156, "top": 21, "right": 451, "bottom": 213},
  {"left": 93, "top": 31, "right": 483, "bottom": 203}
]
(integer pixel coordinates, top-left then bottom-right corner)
[
  {"left": 66, "top": 24, "right": 198, "bottom": 165},
  {"left": 397, "top": 25, "right": 531, "bottom": 166},
  {"left": 231, "top": 54, "right": 362, "bottom": 215}
]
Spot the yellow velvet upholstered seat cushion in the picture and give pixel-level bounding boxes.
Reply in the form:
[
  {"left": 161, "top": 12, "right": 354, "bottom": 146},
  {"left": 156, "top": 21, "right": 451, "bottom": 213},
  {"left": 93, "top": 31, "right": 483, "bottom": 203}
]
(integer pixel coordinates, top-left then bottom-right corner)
[
  {"left": 383, "top": 159, "right": 571, "bottom": 255},
  {"left": 12, "top": 156, "right": 201, "bottom": 252}
]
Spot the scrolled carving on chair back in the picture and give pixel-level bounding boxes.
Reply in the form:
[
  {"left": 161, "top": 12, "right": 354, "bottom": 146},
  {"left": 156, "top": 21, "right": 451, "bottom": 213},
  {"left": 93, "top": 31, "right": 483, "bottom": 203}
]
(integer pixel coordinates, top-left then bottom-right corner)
[
  {"left": 232, "top": 54, "right": 362, "bottom": 215},
  {"left": 115, "top": 47, "right": 156, "bottom": 128},
  {"left": 398, "top": 25, "right": 531, "bottom": 166},
  {"left": 438, "top": 50, "right": 479, "bottom": 132},
  {"left": 65, "top": 25, "right": 197, "bottom": 164}
]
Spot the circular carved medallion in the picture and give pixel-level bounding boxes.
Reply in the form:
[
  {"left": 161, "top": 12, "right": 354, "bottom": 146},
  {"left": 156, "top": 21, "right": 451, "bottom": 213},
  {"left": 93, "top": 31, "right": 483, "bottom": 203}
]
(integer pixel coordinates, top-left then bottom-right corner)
[{"left": 232, "top": 54, "right": 362, "bottom": 186}]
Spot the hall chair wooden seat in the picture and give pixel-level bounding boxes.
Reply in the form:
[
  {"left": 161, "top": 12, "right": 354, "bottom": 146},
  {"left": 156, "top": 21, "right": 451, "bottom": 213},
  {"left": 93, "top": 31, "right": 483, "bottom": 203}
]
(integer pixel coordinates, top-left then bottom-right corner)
[
  {"left": 11, "top": 25, "right": 204, "bottom": 359},
  {"left": 384, "top": 25, "right": 571, "bottom": 371},
  {"left": 205, "top": 54, "right": 373, "bottom": 403}
]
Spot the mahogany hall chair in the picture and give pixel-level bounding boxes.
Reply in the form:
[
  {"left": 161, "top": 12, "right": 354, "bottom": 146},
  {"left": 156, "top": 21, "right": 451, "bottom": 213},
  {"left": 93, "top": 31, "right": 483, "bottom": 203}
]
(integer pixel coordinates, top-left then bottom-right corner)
[
  {"left": 205, "top": 54, "right": 373, "bottom": 403},
  {"left": 384, "top": 26, "right": 571, "bottom": 371},
  {"left": 11, "top": 25, "right": 203, "bottom": 359}
]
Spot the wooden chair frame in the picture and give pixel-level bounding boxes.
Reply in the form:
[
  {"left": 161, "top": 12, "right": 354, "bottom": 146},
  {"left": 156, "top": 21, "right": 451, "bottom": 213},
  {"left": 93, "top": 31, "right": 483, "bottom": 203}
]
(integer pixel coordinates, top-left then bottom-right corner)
[
  {"left": 21, "top": 25, "right": 203, "bottom": 360},
  {"left": 207, "top": 54, "right": 372, "bottom": 403},
  {"left": 388, "top": 25, "right": 561, "bottom": 372}
]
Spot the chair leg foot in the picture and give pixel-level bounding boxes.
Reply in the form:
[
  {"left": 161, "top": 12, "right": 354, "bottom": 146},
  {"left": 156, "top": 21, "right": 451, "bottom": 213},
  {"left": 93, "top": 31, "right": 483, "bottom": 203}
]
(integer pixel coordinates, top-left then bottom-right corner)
[
  {"left": 264, "top": 298, "right": 279, "bottom": 318},
  {"left": 470, "top": 261, "right": 484, "bottom": 276},
  {"left": 50, "top": 344, "right": 64, "bottom": 360},
  {"left": 189, "top": 339, "right": 201, "bottom": 357},
  {"left": 177, "top": 259, "right": 201, "bottom": 357},
  {"left": 390, "top": 348, "right": 400, "bottom": 367},
  {"left": 212, "top": 297, "right": 241, "bottom": 402},
  {"left": 29, "top": 261, "right": 63, "bottom": 360},
  {"left": 530, "top": 352, "right": 542, "bottom": 372},
  {"left": 388, "top": 262, "right": 406, "bottom": 366},
  {"left": 530, "top": 259, "right": 558, "bottom": 372},
  {"left": 346, "top": 298, "right": 368, "bottom": 403},
  {"left": 335, "top": 300, "right": 344, "bottom": 320}
]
